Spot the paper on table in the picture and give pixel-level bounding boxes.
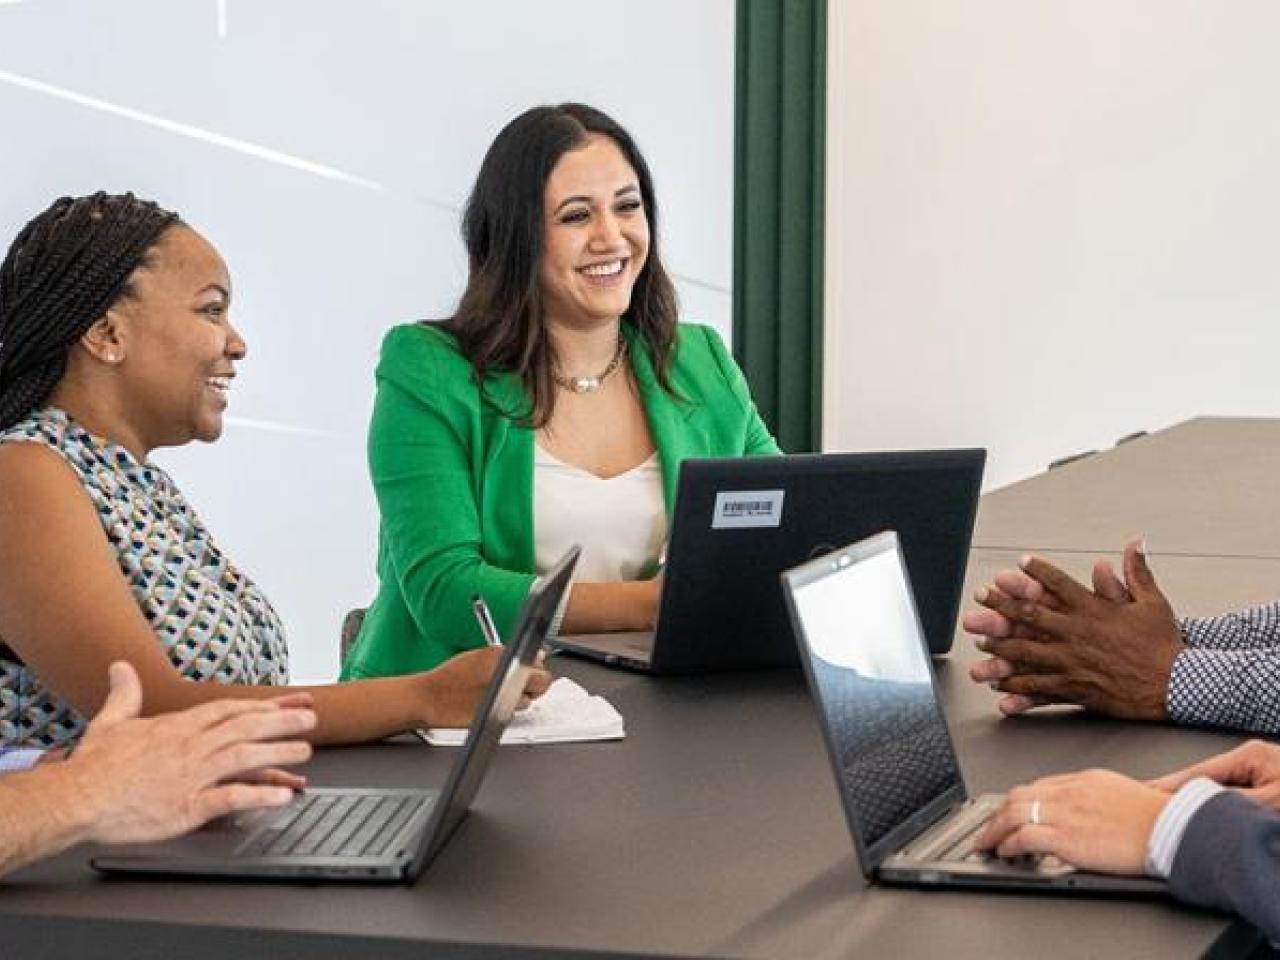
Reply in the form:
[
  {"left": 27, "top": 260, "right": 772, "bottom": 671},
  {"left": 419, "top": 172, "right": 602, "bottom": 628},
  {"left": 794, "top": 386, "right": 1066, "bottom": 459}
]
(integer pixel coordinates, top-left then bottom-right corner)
[{"left": 419, "top": 677, "right": 625, "bottom": 746}]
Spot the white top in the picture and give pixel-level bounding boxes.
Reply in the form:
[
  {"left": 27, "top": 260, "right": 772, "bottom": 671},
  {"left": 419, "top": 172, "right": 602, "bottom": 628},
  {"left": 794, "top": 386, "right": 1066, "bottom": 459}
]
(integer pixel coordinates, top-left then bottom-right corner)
[{"left": 533, "top": 444, "right": 667, "bottom": 582}]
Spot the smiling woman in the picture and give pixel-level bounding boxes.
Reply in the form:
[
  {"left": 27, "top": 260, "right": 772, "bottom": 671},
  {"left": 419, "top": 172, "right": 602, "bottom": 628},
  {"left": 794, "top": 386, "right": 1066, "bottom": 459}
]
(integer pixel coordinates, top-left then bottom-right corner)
[
  {"left": 0, "top": 192, "right": 550, "bottom": 748},
  {"left": 51, "top": 225, "right": 242, "bottom": 456},
  {"left": 341, "top": 104, "right": 780, "bottom": 681}
]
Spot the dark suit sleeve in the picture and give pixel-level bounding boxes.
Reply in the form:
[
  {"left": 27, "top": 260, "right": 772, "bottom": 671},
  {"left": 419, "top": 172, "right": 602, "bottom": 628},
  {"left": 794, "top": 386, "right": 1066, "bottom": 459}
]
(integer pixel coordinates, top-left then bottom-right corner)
[{"left": 1170, "top": 790, "right": 1280, "bottom": 942}]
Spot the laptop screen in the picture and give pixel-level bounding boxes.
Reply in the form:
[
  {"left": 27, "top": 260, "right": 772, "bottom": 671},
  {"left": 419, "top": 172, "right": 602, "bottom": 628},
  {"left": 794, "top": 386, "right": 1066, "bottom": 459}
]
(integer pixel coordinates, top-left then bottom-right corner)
[
  {"left": 785, "top": 533, "right": 963, "bottom": 862},
  {"left": 410, "top": 545, "right": 580, "bottom": 874}
]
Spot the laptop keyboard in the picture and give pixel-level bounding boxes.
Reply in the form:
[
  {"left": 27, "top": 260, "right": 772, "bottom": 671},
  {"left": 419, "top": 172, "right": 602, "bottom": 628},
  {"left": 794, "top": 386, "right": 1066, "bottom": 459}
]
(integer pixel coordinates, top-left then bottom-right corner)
[
  {"left": 941, "top": 822, "right": 989, "bottom": 863},
  {"left": 911, "top": 797, "right": 1066, "bottom": 872},
  {"left": 236, "top": 793, "right": 432, "bottom": 859}
]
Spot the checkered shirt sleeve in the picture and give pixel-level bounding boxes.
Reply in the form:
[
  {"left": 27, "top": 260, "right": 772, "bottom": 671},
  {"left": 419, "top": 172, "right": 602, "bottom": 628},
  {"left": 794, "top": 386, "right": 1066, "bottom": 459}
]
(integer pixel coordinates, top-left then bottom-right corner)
[
  {"left": 1168, "top": 604, "right": 1280, "bottom": 733},
  {"left": 1180, "top": 603, "right": 1280, "bottom": 650}
]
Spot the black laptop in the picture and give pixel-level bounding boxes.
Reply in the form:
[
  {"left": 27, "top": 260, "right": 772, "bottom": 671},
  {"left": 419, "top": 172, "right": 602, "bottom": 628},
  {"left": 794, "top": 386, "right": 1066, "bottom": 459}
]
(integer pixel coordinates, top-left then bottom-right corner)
[
  {"left": 91, "top": 546, "right": 580, "bottom": 883},
  {"left": 550, "top": 450, "right": 984, "bottom": 673},
  {"left": 781, "top": 531, "right": 1166, "bottom": 894}
]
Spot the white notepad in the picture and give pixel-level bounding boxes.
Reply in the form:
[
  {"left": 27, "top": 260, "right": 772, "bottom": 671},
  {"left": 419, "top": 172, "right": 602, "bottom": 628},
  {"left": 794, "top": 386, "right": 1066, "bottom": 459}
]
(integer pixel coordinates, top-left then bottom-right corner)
[{"left": 419, "top": 677, "right": 625, "bottom": 746}]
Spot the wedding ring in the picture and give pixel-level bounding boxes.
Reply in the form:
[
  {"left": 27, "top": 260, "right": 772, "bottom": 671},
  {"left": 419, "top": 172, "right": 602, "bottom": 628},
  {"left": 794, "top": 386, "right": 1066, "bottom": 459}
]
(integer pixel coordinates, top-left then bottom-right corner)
[{"left": 1030, "top": 799, "right": 1042, "bottom": 826}]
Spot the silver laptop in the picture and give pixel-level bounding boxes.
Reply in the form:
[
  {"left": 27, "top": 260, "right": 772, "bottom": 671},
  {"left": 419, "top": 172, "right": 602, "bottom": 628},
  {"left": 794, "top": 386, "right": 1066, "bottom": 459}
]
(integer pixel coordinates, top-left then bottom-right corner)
[
  {"left": 91, "top": 546, "right": 580, "bottom": 883},
  {"left": 551, "top": 449, "right": 984, "bottom": 673},
  {"left": 780, "top": 532, "right": 1166, "bottom": 894}
]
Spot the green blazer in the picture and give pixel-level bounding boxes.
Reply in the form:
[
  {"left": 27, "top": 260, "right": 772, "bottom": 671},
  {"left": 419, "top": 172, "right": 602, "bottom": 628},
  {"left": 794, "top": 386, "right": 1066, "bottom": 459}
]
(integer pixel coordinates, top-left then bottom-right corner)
[{"left": 341, "top": 321, "right": 780, "bottom": 679}]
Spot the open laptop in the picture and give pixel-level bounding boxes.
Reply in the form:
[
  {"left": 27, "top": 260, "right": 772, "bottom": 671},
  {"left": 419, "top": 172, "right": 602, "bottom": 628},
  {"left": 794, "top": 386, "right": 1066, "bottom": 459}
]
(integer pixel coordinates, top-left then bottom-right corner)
[
  {"left": 91, "top": 546, "right": 580, "bottom": 883},
  {"left": 550, "top": 450, "right": 984, "bottom": 674},
  {"left": 780, "top": 531, "right": 1165, "bottom": 893}
]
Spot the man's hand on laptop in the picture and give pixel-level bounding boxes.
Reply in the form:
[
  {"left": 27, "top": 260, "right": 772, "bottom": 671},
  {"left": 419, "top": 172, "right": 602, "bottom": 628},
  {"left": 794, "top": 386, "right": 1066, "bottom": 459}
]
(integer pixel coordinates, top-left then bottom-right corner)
[
  {"left": 420, "top": 647, "right": 553, "bottom": 729},
  {"left": 66, "top": 661, "right": 316, "bottom": 845},
  {"left": 975, "top": 770, "right": 1168, "bottom": 874},
  {"left": 962, "top": 540, "right": 1184, "bottom": 721}
]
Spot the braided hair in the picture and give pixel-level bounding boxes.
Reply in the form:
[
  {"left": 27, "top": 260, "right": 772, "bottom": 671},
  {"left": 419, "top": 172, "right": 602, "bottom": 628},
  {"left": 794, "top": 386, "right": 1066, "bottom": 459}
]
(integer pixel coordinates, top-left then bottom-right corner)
[{"left": 0, "top": 192, "right": 180, "bottom": 430}]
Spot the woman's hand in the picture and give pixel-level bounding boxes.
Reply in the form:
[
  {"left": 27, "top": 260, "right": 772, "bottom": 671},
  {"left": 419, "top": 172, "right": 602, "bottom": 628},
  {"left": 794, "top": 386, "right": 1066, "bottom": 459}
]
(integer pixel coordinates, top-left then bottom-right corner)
[
  {"left": 963, "top": 540, "right": 1184, "bottom": 720},
  {"left": 1150, "top": 740, "right": 1280, "bottom": 811},
  {"left": 976, "top": 769, "right": 1169, "bottom": 874},
  {"left": 632, "top": 574, "right": 662, "bottom": 630},
  {"left": 558, "top": 576, "right": 663, "bottom": 634},
  {"left": 416, "top": 647, "right": 553, "bottom": 729}
]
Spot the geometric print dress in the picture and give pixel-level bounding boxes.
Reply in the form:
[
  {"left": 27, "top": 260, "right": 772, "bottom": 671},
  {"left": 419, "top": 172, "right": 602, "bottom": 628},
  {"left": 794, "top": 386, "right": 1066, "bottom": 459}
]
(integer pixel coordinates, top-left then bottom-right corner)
[{"left": 0, "top": 407, "right": 289, "bottom": 747}]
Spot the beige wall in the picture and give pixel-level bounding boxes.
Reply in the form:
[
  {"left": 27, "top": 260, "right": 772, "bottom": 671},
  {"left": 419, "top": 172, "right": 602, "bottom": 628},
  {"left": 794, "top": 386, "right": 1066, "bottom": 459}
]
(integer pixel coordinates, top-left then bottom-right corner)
[{"left": 825, "top": 1, "right": 1280, "bottom": 491}]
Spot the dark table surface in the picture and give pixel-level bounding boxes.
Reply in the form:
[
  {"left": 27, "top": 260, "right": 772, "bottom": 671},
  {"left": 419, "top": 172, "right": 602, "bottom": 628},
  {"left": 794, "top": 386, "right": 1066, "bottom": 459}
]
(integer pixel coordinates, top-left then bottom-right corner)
[{"left": 2, "top": 547, "right": 1272, "bottom": 958}]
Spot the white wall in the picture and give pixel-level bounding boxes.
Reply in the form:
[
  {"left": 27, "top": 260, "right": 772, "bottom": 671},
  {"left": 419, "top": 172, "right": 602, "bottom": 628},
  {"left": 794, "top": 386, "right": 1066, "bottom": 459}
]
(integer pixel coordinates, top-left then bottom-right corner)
[
  {"left": 825, "top": 1, "right": 1280, "bottom": 491},
  {"left": 0, "top": 0, "right": 735, "bottom": 681}
]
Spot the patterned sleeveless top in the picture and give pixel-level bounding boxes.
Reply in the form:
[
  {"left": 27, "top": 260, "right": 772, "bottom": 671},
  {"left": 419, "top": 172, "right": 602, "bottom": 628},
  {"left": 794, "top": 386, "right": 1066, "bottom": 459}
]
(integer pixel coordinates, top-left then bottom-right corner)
[{"left": 0, "top": 408, "right": 289, "bottom": 746}]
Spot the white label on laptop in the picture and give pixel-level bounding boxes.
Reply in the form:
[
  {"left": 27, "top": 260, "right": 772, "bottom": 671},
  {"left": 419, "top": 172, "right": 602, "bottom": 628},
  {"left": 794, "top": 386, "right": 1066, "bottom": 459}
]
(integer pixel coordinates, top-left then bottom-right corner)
[{"left": 711, "top": 489, "right": 785, "bottom": 529}]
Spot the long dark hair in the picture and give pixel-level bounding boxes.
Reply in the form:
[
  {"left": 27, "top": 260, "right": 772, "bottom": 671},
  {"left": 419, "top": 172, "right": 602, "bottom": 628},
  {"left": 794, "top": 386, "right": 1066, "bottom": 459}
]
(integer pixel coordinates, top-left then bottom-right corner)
[
  {"left": 444, "top": 103, "right": 679, "bottom": 426},
  {"left": 0, "top": 192, "right": 180, "bottom": 430}
]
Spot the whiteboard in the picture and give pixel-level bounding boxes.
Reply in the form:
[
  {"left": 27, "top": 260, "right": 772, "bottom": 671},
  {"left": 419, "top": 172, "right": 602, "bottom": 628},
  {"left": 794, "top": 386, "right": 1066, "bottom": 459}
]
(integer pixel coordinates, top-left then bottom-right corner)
[{"left": 0, "top": 0, "right": 735, "bottom": 680}]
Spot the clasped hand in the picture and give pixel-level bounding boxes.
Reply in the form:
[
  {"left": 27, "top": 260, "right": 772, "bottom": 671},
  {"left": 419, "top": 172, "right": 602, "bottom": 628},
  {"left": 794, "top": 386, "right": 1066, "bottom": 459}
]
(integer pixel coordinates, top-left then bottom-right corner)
[{"left": 963, "top": 539, "right": 1184, "bottom": 720}]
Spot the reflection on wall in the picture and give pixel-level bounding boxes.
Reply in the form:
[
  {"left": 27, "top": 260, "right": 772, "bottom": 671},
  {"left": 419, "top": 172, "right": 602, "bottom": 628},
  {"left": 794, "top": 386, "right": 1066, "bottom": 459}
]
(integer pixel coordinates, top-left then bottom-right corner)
[{"left": 0, "top": 0, "right": 734, "bottom": 680}]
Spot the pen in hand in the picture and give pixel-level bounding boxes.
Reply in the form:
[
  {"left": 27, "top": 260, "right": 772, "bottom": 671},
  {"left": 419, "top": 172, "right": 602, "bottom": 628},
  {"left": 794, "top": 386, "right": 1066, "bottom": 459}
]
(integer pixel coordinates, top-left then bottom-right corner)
[
  {"left": 413, "top": 595, "right": 503, "bottom": 745},
  {"left": 471, "top": 594, "right": 503, "bottom": 648}
]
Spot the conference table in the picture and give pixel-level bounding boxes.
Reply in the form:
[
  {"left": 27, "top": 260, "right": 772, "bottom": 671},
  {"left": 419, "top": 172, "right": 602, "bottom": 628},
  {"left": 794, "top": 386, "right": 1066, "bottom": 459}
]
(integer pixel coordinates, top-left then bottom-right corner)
[
  {"left": 974, "top": 416, "right": 1280, "bottom": 557},
  {"left": 1, "top": 419, "right": 1274, "bottom": 959}
]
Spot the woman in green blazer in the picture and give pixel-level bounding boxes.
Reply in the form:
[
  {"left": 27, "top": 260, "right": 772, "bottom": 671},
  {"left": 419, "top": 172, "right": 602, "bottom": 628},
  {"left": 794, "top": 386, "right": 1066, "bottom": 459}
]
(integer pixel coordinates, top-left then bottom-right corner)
[{"left": 343, "top": 104, "right": 778, "bottom": 680}]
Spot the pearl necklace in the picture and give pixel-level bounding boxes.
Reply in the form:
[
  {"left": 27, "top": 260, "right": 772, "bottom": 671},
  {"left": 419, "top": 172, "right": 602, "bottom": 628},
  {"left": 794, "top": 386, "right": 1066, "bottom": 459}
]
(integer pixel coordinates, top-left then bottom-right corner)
[{"left": 552, "top": 336, "right": 627, "bottom": 394}]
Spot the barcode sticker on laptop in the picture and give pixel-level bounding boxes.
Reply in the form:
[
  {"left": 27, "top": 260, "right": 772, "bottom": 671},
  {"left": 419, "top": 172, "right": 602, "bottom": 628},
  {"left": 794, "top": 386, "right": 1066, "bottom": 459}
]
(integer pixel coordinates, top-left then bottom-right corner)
[{"left": 711, "top": 490, "right": 785, "bottom": 529}]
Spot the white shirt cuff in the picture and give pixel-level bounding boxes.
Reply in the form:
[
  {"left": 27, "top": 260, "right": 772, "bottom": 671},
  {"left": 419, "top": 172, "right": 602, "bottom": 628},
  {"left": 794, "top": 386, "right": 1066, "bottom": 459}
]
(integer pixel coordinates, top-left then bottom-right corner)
[
  {"left": 0, "top": 746, "right": 47, "bottom": 774},
  {"left": 1144, "top": 776, "right": 1226, "bottom": 878}
]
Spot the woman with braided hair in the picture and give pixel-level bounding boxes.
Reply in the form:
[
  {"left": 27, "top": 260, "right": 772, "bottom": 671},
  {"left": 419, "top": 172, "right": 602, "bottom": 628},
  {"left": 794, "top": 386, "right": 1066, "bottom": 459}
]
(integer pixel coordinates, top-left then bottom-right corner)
[{"left": 0, "top": 192, "right": 550, "bottom": 748}]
